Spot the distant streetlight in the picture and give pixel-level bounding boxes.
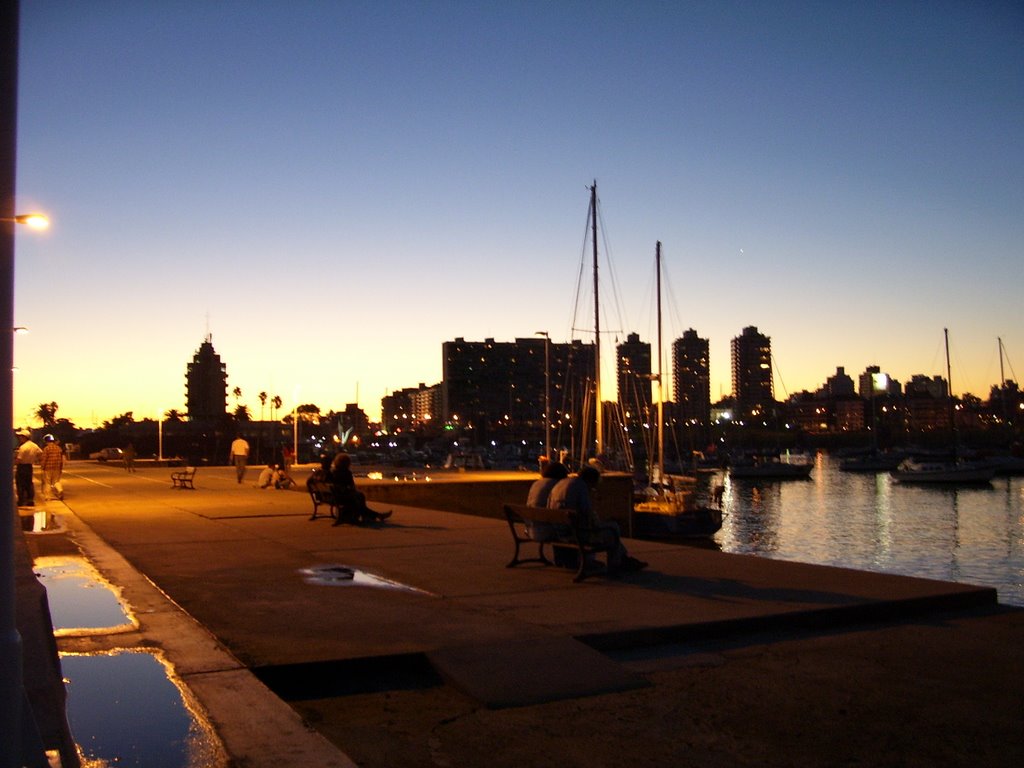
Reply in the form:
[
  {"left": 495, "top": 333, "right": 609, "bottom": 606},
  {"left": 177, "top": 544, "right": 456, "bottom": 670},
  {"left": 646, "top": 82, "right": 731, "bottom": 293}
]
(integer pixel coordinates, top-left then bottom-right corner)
[
  {"left": 535, "top": 331, "right": 550, "bottom": 464},
  {"left": 1, "top": 213, "right": 49, "bottom": 229}
]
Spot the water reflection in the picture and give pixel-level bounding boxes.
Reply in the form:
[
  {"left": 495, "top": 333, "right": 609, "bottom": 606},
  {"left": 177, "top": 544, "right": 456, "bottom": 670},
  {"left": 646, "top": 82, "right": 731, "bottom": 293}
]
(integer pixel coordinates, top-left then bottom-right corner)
[
  {"left": 34, "top": 556, "right": 133, "bottom": 632},
  {"left": 21, "top": 508, "right": 64, "bottom": 533},
  {"left": 707, "top": 453, "right": 1024, "bottom": 606},
  {"left": 62, "top": 650, "right": 222, "bottom": 768},
  {"left": 299, "top": 564, "right": 433, "bottom": 594}
]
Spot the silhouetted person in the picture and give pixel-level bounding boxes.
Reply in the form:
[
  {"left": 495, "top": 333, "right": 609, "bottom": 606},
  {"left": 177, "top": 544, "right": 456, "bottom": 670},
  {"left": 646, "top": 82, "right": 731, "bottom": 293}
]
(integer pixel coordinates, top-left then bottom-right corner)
[
  {"left": 525, "top": 461, "right": 570, "bottom": 542},
  {"left": 329, "top": 452, "right": 392, "bottom": 526},
  {"left": 39, "top": 434, "right": 65, "bottom": 501},
  {"left": 229, "top": 434, "right": 250, "bottom": 484},
  {"left": 548, "top": 466, "right": 646, "bottom": 572},
  {"left": 123, "top": 441, "right": 136, "bottom": 472},
  {"left": 14, "top": 429, "right": 42, "bottom": 507}
]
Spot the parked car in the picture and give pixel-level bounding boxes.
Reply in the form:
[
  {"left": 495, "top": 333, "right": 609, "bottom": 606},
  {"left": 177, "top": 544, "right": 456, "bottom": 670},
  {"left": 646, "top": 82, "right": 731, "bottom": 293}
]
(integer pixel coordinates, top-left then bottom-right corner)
[{"left": 90, "top": 447, "right": 124, "bottom": 462}]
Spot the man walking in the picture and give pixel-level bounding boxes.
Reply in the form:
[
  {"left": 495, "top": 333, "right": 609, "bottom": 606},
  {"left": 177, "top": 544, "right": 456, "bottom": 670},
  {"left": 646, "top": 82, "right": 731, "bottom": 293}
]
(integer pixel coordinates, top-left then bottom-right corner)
[
  {"left": 14, "top": 429, "right": 42, "bottom": 506},
  {"left": 229, "top": 434, "right": 250, "bottom": 484},
  {"left": 39, "top": 434, "right": 65, "bottom": 501}
]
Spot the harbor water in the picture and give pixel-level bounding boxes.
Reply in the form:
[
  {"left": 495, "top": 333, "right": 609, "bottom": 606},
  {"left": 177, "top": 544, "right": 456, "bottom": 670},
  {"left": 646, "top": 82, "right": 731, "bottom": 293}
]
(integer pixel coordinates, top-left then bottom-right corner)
[{"left": 709, "top": 452, "right": 1024, "bottom": 607}]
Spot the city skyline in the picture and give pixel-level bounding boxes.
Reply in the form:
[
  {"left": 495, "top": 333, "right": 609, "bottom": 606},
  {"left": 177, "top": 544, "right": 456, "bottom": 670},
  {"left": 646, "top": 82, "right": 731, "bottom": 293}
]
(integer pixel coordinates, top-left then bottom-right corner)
[
  {"left": 12, "top": 2, "right": 1023, "bottom": 427},
  {"left": 25, "top": 326, "right": 1018, "bottom": 429}
]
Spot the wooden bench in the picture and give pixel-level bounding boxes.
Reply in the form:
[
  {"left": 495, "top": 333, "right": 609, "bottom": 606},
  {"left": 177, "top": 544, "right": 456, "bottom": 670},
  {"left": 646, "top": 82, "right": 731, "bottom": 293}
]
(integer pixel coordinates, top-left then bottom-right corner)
[
  {"left": 308, "top": 479, "right": 340, "bottom": 521},
  {"left": 170, "top": 466, "right": 197, "bottom": 489},
  {"left": 502, "top": 503, "right": 620, "bottom": 582}
]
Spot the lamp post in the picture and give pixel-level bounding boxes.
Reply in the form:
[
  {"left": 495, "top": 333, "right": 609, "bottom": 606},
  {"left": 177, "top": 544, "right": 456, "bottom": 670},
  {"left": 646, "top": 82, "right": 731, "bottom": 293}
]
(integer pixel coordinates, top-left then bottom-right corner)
[
  {"left": 535, "top": 331, "right": 550, "bottom": 464},
  {"left": 3, "top": 5, "right": 39, "bottom": 765}
]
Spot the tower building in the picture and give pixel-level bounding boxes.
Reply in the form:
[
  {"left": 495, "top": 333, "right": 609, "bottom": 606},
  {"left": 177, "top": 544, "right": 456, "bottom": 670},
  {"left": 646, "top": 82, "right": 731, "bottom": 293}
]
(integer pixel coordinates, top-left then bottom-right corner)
[
  {"left": 616, "top": 332, "right": 652, "bottom": 413},
  {"left": 672, "top": 329, "right": 710, "bottom": 427},
  {"left": 731, "top": 325, "right": 773, "bottom": 416},
  {"left": 185, "top": 335, "right": 227, "bottom": 422}
]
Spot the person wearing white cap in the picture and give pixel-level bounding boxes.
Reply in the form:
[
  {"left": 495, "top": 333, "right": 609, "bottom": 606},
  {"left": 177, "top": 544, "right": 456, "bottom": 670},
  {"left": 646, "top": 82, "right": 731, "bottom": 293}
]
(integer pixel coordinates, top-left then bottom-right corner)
[{"left": 14, "top": 429, "right": 42, "bottom": 506}]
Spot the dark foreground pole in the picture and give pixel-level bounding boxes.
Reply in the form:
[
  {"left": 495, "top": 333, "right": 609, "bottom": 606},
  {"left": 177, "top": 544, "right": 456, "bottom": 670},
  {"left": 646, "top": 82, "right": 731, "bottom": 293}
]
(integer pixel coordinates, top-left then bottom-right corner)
[{"left": 1, "top": 1, "right": 23, "bottom": 766}]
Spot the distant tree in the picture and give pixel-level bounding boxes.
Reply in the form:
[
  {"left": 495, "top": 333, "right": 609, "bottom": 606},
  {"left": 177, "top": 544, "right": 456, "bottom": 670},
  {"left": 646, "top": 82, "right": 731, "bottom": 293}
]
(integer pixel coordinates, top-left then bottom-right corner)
[
  {"left": 258, "top": 391, "right": 268, "bottom": 420},
  {"left": 272, "top": 395, "right": 283, "bottom": 421},
  {"left": 164, "top": 409, "right": 184, "bottom": 422},
  {"left": 296, "top": 404, "right": 321, "bottom": 423},
  {"left": 232, "top": 386, "right": 242, "bottom": 409},
  {"left": 233, "top": 404, "right": 251, "bottom": 422},
  {"left": 35, "top": 401, "right": 58, "bottom": 428},
  {"left": 106, "top": 412, "right": 135, "bottom": 428}
]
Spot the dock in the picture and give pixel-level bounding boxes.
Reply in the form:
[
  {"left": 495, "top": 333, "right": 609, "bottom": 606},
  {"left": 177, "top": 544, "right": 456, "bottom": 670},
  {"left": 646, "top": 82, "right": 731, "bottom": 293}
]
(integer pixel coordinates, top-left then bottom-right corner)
[{"left": 17, "top": 462, "right": 1024, "bottom": 767}]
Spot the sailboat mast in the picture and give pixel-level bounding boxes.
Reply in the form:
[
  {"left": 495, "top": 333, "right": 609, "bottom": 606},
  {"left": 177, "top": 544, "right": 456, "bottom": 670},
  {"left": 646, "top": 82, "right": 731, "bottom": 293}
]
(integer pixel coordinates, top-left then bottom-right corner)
[
  {"left": 944, "top": 328, "right": 957, "bottom": 458},
  {"left": 999, "top": 337, "right": 1008, "bottom": 424},
  {"left": 590, "top": 181, "right": 603, "bottom": 458},
  {"left": 656, "top": 241, "right": 665, "bottom": 488}
]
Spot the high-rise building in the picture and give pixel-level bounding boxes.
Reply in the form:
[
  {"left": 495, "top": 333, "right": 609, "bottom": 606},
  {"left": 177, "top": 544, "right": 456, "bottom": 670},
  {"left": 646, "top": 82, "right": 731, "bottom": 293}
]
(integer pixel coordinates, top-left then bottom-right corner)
[
  {"left": 441, "top": 337, "right": 594, "bottom": 442},
  {"left": 616, "top": 332, "right": 652, "bottom": 414},
  {"left": 731, "top": 326, "right": 773, "bottom": 416},
  {"left": 185, "top": 335, "right": 227, "bottom": 422},
  {"left": 672, "top": 329, "right": 710, "bottom": 427}
]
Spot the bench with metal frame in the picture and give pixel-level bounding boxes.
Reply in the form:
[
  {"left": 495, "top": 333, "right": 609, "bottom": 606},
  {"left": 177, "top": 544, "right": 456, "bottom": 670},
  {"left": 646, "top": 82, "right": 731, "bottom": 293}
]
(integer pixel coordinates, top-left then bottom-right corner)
[
  {"left": 502, "top": 503, "right": 620, "bottom": 582},
  {"left": 170, "top": 466, "right": 197, "bottom": 489},
  {"left": 308, "top": 479, "right": 340, "bottom": 521}
]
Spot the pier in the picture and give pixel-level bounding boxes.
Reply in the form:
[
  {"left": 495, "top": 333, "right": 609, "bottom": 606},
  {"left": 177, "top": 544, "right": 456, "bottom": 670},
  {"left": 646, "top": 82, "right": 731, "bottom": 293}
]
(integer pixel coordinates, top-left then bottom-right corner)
[{"left": 16, "top": 462, "right": 1024, "bottom": 767}]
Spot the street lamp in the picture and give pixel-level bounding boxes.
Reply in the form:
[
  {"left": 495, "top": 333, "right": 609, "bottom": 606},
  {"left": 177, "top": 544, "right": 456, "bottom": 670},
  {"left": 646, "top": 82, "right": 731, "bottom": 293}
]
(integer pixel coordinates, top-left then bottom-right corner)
[
  {"left": 0, "top": 213, "right": 48, "bottom": 229},
  {"left": 535, "top": 331, "right": 550, "bottom": 464}
]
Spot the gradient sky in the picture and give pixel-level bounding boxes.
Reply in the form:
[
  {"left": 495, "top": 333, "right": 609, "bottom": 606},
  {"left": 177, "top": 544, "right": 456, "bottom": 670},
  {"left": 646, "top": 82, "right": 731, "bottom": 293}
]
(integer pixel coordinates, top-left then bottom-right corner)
[{"left": 12, "top": 0, "right": 1023, "bottom": 428}]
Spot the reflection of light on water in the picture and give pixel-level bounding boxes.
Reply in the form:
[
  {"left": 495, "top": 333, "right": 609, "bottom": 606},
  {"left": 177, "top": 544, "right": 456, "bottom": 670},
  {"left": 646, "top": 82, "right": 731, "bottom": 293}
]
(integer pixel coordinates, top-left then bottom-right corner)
[
  {"left": 299, "top": 564, "right": 433, "bottom": 595},
  {"left": 33, "top": 556, "right": 134, "bottom": 633},
  {"left": 23, "top": 509, "right": 64, "bottom": 533},
  {"left": 61, "top": 650, "right": 224, "bottom": 768},
  {"left": 712, "top": 453, "right": 1024, "bottom": 606},
  {"left": 365, "top": 471, "right": 432, "bottom": 482}
]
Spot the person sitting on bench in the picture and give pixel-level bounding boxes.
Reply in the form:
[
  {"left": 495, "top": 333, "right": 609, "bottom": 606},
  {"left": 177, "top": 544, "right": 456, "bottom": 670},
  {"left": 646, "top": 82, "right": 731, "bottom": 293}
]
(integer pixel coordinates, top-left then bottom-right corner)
[
  {"left": 525, "top": 460, "right": 570, "bottom": 541},
  {"left": 548, "top": 465, "right": 647, "bottom": 572},
  {"left": 329, "top": 452, "right": 392, "bottom": 526}
]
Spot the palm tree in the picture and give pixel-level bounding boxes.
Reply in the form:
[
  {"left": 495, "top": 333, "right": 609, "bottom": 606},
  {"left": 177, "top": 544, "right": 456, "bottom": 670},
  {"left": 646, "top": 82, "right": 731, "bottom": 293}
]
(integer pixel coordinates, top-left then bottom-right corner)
[
  {"left": 258, "top": 391, "right": 268, "bottom": 421},
  {"left": 272, "top": 395, "right": 283, "bottom": 421},
  {"left": 35, "top": 401, "right": 58, "bottom": 428},
  {"left": 164, "top": 409, "right": 184, "bottom": 422},
  {"left": 232, "top": 386, "right": 242, "bottom": 410}
]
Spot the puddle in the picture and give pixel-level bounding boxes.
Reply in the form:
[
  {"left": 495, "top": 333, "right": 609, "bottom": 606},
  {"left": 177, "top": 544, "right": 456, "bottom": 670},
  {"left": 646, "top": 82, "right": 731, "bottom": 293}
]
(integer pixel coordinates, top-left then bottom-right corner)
[
  {"left": 61, "top": 650, "right": 223, "bottom": 768},
  {"left": 22, "top": 509, "right": 65, "bottom": 533},
  {"left": 300, "top": 564, "right": 433, "bottom": 594},
  {"left": 34, "top": 556, "right": 134, "bottom": 633}
]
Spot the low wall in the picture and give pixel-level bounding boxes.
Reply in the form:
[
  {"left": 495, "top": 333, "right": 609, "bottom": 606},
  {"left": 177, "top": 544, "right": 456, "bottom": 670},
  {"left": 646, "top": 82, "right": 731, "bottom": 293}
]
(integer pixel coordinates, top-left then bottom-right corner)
[{"left": 356, "top": 471, "right": 635, "bottom": 532}]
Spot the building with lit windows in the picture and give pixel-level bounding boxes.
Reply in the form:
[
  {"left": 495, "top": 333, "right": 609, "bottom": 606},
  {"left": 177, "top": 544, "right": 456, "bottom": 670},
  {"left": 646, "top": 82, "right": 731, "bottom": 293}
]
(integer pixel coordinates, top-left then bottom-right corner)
[
  {"left": 616, "top": 332, "right": 651, "bottom": 427},
  {"left": 441, "top": 337, "right": 595, "bottom": 445},
  {"left": 731, "top": 326, "right": 773, "bottom": 417},
  {"left": 672, "top": 329, "right": 710, "bottom": 428}
]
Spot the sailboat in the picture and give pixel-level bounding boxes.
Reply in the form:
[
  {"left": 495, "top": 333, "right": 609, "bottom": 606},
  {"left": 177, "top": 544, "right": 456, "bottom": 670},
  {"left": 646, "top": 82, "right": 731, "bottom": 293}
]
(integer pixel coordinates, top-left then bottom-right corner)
[
  {"left": 632, "top": 242, "right": 723, "bottom": 538},
  {"left": 891, "top": 329, "right": 996, "bottom": 485}
]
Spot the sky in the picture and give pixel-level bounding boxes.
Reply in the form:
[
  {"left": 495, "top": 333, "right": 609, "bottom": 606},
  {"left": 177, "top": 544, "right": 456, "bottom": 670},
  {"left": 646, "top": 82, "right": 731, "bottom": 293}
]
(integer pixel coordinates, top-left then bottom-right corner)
[{"left": 12, "top": 0, "right": 1024, "bottom": 428}]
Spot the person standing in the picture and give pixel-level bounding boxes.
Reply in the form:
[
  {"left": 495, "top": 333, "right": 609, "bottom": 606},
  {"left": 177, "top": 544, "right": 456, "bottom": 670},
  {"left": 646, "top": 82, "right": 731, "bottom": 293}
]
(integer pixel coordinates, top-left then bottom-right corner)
[
  {"left": 39, "top": 435, "right": 65, "bottom": 501},
  {"left": 229, "top": 434, "right": 250, "bottom": 484},
  {"left": 123, "top": 441, "right": 136, "bottom": 473},
  {"left": 14, "top": 429, "right": 42, "bottom": 507}
]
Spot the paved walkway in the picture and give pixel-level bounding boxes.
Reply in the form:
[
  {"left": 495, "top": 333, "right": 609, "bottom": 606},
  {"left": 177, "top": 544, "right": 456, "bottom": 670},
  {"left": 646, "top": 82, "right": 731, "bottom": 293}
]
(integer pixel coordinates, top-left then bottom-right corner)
[{"left": 20, "top": 461, "right": 1012, "bottom": 766}]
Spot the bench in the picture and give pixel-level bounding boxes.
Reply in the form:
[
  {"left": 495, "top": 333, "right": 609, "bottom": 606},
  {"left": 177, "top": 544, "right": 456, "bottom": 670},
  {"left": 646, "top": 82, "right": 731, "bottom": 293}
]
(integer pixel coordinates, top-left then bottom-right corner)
[
  {"left": 308, "top": 479, "right": 339, "bottom": 521},
  {"left": 502, "top": 503, "right": 620, "bottom": 582},
  {"left": 170, "top": 466, "right": 197, "bottom": 489}
]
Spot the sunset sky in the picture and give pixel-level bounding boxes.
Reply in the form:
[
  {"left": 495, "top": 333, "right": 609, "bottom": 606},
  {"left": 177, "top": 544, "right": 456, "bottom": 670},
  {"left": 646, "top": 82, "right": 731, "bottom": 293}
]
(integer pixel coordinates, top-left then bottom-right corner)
[{"left": 12, "top": 1, "right": 1023, "bottom": 428}]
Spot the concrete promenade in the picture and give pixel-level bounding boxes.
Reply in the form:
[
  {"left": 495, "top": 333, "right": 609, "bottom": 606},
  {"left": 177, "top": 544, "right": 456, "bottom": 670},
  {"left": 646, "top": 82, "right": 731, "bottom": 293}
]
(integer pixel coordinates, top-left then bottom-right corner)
[{"left": 17, "top": 461, "right": 1024, "bottom": 767}]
